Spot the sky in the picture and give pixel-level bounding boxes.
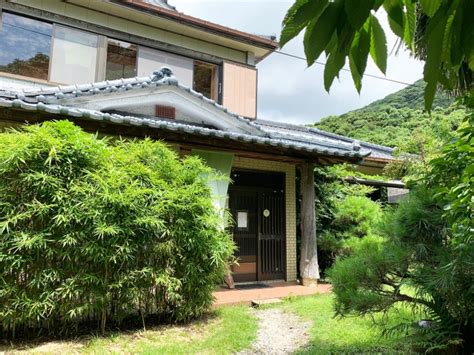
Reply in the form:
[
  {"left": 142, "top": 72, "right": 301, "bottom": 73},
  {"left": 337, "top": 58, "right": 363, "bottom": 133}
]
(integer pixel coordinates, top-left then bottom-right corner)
[{"left": 172, "top": 0, "right": 425, "bottom": 124}]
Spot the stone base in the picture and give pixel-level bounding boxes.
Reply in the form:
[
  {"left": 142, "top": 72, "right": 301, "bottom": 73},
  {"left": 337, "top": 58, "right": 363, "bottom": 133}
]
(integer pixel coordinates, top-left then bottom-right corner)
[{"left": 301, "top": 278, "right": 318, "bottom": 287}]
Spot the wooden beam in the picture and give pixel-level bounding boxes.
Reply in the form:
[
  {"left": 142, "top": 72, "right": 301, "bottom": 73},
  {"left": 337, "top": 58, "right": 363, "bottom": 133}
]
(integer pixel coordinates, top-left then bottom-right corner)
[{"left": 299, "top": 162, "right": 320, "bottom": 286}]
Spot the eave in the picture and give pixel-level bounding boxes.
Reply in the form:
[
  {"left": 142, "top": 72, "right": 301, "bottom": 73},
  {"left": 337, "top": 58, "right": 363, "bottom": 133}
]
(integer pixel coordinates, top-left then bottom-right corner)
[{"left": 88, "top": 0, "right": 279, "bottom": 62}]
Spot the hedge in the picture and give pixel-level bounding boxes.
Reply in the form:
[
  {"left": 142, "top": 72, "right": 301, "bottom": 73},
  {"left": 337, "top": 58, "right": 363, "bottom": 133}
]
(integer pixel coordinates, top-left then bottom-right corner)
[{"left": 0, "top": 121, "right": 234, "bottom": 337}]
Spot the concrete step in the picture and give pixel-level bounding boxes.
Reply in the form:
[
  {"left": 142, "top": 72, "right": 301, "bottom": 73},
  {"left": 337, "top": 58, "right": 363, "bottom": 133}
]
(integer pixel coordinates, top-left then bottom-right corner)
[{"left": 251, "top": 298, "right": 283, "bottom": 307}]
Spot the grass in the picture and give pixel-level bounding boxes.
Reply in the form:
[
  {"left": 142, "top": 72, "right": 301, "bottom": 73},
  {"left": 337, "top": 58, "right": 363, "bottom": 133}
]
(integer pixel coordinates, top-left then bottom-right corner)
[
  {"left": 0, "top": 306, "right": 257, "bottom": 354},
  {"left": 280, "top": 293, "right": 417, "bottom": 354},
  {"left": 1, "top": 293, "right": 420, "bottom": 354}
]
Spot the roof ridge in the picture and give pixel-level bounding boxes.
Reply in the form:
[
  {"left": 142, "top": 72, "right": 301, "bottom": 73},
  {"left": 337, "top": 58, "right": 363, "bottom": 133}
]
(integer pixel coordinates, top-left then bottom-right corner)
[
  {"left": 254, "top": 119, "right": 394, "bottom": 152},
  {"left": 0, "top": 97, "right": 370, "bottom": 159},
  {"left": 2, "top": 67, "right": 259, "bottom": 129}
]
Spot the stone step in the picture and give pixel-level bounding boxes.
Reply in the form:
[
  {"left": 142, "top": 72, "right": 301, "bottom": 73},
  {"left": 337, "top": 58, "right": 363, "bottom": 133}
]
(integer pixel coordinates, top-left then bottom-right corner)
[{"left": 251, "top": 298, "right": 283, "bottom": 307}]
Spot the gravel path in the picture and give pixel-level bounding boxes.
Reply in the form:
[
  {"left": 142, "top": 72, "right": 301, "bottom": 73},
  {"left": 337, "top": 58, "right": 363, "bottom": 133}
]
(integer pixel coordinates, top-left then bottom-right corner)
[{"left": 239, "top": 308, "right": 311, "bottom": 354}]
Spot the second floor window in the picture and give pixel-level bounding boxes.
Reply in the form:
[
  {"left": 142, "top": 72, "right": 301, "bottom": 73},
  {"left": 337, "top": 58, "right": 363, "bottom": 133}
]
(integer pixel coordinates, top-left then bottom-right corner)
[
  {"left": 106, "top": 39, "right": 137, "bottom": 80},
  {"left": 0, "top": 12, "right": 52, "bottom": 80},
  {"left": 193, "top": 61, "right": 218, "bottom": 101}
]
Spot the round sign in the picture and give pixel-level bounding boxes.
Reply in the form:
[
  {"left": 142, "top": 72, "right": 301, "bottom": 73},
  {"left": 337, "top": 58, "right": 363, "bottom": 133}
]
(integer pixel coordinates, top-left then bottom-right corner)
[{"left": 263, "top": 209, "right": 270, "bottom": 218}]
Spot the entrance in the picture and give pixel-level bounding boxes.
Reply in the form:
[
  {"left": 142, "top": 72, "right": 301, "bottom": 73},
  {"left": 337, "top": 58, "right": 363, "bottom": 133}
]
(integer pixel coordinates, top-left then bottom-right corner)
[{"left": 228, "top": 169, "right": 285, "bottom": 282}]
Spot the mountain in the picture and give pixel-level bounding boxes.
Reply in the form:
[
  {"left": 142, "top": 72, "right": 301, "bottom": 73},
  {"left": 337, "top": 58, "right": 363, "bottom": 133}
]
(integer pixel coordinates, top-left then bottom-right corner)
[
  {"left": 314, "top": 80, "right": 463, "bottom": 151},
  {"left": 356, "top": 79, "right": 454, "bottom": 112}
]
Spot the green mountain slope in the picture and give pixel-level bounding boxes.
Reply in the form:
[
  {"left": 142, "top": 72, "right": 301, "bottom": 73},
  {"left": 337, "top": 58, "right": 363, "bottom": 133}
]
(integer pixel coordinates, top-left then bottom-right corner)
[
  {"left": 357, "top": 79, "right": 454, "bottom": 111},
  {"left": 314, "top": 80, "right": 463, "bottom": 150}
]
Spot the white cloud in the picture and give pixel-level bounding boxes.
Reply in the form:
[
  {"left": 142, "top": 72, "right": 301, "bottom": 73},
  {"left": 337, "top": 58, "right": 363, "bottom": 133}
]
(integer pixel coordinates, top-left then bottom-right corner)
[{"left": 172, "top": 0, "right": 424, "bottom": 124}]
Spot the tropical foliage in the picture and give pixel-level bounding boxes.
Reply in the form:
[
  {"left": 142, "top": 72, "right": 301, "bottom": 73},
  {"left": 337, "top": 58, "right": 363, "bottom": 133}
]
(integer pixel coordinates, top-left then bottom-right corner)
[
  {"left": 314, "top": 165, "right": 383, "bottom": 274},
  {"left": 280, "top": 0, "right": 473, "bottom": 110},
  {"left": 0, "top": 121, "right": 234, "bottom": 338},
  {"left": 281, "top": 0, "right": 473, "bottom": 350}
]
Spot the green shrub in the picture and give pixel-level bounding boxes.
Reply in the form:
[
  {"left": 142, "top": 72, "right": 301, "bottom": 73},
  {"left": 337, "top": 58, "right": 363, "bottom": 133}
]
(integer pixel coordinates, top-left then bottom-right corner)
[
  {"left": 332, "top": 195, "right": 382, "bottom": 238},
  {"left": 0, "top": 121, "right": 234, "bottom": 337},
  {"left": 313, "top": 166, "right": 383, "bottom": 274},
  {"left": 328, "top": 188, "right": 472, "bottom": 350}
]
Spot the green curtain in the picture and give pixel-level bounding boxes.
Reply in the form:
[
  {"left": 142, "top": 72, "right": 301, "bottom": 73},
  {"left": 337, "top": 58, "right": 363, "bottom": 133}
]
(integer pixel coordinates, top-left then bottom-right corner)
[{"left": 191, "top": 149, "right": 234, "bottom": 217}]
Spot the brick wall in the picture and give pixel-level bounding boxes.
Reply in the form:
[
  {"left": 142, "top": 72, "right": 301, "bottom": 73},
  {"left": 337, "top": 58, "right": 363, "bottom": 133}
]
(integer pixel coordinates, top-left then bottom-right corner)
[{"left": 233, "top": 156, "right": 298, "bottom": 282}]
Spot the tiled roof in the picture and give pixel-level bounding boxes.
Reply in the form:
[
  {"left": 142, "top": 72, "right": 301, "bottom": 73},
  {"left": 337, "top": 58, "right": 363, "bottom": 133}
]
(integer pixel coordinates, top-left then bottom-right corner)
[
  {"left": 253, "top": 120, "right": 394, "bottom": 161},
  {"left": 140, "top": 0, "right": 177, "bottom": 11},
  {"left": 1, "top": 68, "right": 252, "bottom": 127},
  {"left": 0, "top": 68, "right": 393, "bottom": 161}
]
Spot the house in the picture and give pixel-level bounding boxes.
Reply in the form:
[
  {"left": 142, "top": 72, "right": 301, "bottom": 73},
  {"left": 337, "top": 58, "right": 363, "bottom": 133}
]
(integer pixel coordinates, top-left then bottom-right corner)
[{"left": 0, "top": 0, "right": 396, "bottom": 286}]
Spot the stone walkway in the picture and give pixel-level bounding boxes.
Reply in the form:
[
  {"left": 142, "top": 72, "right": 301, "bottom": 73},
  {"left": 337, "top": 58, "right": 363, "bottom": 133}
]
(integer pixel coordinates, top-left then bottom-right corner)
[
  {"left": 238, "top": 308, "right": 311, "bottom": 354},
  {"left": 214, "top": 282, "right": 331, "bottom": 307}
]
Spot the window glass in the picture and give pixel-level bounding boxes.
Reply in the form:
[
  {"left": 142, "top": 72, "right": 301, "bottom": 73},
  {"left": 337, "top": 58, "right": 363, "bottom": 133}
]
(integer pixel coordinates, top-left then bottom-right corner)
[
  {"left": 193, "top": 61, "right": 217, "bottom": 100},
  {"left": 50, "top": 25, "right": 99, "bottom": 84},
  {"left": 0, "top": 12, "right": 52, "bottom": 80},
  {"left": 106, "top": 39, "right": 137, "bottom": 80},
  {"left": 137, "top": 46, "right": 193, "bottom": 87}
]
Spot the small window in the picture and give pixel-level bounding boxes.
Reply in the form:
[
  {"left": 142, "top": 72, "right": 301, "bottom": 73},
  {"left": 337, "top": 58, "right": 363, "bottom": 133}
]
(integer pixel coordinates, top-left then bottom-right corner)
[
  {"left": 0, "top": 12, "right": 52, "bottom": 80},
  {"left": 50, "top": 26, "right": 99, "bottom": 84},
  {"left": 193, "top": 61, "right": 218, "bottom": 101},
  {"left": 106, "top": 39, "right": 137, "bottom": 80}
]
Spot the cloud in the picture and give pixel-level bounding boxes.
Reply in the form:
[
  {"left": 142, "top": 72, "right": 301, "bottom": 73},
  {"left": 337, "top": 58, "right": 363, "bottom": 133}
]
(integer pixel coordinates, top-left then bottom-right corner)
[{"left": 171, "top": 0, "right": 424, "bottom": 124}]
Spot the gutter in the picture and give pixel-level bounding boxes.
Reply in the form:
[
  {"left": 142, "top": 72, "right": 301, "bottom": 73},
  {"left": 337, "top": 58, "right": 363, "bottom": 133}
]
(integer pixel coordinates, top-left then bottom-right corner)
[
  {"left": 112, "top": 0, "right": 279, "bottom": 50},
  {"left": 345, "top": 177, "right": 406, "bottom": 189}
]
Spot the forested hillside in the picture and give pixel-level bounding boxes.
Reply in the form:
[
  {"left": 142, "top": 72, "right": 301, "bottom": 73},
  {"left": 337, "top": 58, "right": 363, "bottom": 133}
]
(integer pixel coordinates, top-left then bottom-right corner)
[{"left": 314, "top": 80, "right": 464, "bottom": 151}]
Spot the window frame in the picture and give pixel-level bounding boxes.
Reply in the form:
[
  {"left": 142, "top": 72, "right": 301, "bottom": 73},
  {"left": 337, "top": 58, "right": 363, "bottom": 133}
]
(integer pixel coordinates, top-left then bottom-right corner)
[
  {"left": 0, "top": 9, "right": 224, "bottom": 98},
  {"left": 193, "top": 60, "right": 219, "bottom": 101},
  {"left": 0, "top": 10, "right": 54, "bottom": 82}
]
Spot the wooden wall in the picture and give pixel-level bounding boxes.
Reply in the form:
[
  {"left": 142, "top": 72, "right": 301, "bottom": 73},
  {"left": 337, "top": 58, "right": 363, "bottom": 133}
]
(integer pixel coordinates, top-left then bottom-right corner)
[{"left": 222, "top": 62, "right": 257, "bottom": 119}]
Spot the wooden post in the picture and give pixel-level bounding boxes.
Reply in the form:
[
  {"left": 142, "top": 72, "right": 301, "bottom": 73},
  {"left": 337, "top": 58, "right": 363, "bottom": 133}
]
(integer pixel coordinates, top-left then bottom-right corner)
[{"left": 299, "top": 162, "right": 320, "bottom": 286}]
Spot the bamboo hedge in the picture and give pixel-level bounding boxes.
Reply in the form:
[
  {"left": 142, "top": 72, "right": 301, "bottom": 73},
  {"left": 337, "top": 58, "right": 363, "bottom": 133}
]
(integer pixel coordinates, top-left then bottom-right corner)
[{"left": 0, "top": 121, "right": 234, "bottom": 338}]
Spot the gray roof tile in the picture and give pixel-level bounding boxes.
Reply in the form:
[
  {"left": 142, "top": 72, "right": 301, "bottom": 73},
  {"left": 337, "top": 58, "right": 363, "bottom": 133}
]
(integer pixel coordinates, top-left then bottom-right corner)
[{"left": 0, "top": 67, "right": 394, "bottom": 161}]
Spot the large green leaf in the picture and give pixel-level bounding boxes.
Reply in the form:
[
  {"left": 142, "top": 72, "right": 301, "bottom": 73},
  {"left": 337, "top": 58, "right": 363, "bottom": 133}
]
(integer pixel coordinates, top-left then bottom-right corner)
[
  {"left": 349, "top": 21, "right": 371, "bottom": 92},
  {"left": 420, "top": 0, "right": 442, "bottom": 16},
  {"left": 369, "top": 15, "right": 387, "bottom": 74},
  {"left": 423, "top": 14, "right": 447, "bottom": 110},
  {"left": 280, "top": 0, "right": 329, "bottom": 47},
  {"left": 324, "top": 47, "right": 347, "bottom": 91},
  {"left": 304, "top": 1, "right": 343, "bottom": 66},
  {"left": 344, "top": 0, "right": 374, "bottom": 30},
  {"left": 403, "top": 0, "right": 416, "bottom": 51},
  {"left": 384, "top": 0, "right": 405, "bottom": 38},
  {"left": 460, "top": 0, "right": 474, "bottom": 71},
  {"left": 449, "top": 3, "right": 463, "bottom": 65}
]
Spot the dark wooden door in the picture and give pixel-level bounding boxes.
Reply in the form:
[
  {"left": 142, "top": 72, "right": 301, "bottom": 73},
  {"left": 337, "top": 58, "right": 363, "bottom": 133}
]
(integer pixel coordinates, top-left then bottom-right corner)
[
  {"left": 229, "top": 188, "right": 258, "bottom": 282},
  {"left": 229, "top": 186, "right": 285, "bottom": 282},
  {"left": 259, "top": 190, "right": 285, "bottom": 281}
]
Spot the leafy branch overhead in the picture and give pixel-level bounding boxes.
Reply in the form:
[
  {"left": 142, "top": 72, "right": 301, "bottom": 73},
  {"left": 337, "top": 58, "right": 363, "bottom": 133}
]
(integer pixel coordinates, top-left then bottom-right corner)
[{"left": 280, "top": 0, "right": 474, "bottom": 110}]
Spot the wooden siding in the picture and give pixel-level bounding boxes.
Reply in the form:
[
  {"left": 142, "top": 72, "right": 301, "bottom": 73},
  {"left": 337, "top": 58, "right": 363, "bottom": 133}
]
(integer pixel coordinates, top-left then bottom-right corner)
[{"left": 222, "top": 62, "right": 257, "bottom": 119}]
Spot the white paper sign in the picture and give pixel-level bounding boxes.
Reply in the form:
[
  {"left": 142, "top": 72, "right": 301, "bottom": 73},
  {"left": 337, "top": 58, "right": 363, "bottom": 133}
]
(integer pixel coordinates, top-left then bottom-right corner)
[{"left": 237, "top": 211, "right": 248, "bottom": 228}]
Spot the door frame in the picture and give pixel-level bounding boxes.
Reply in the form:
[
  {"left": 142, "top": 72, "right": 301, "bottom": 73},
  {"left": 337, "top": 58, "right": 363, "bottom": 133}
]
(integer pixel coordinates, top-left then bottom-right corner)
[{"left": 228, "top": 168, "right": 287, "bottom": 282}]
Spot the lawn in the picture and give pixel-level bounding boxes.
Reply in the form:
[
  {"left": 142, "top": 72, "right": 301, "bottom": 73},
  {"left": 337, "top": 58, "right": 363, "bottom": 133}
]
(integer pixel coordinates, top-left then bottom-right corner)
[
  {"left": 0, "top": 306, "right": 257, "bottom": 354},
  {"left": 2, "top": 293, "right": 418, "bottom": 354},
  {"left": 280, "top": 293, "right": 417, "bottom": 354}
]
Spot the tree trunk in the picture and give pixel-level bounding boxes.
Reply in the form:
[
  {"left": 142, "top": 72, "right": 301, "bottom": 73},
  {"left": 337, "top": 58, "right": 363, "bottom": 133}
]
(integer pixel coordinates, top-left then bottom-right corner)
[
  {"left": 299, "top": 162, "right": 320, "bottom": 286},
  {"left": 224, "top": 265, "right": 235, "bottom": 289}
]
